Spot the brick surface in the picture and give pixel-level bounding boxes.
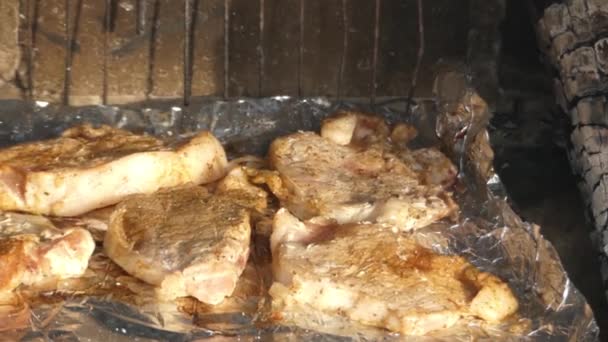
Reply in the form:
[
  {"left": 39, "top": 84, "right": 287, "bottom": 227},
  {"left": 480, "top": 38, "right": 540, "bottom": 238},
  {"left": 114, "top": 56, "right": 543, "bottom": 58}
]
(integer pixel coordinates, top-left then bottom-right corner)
[{"left": 0, "top": 0, "right": 19, "bottom": 86}]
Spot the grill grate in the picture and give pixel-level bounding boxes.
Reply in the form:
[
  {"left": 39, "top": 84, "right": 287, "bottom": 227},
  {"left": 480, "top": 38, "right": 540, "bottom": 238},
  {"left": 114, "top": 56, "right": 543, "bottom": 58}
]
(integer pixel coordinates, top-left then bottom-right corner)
[
  {"left": 223, "top": 0, "right": 229, "bottom": 99},
  {"left": 103, "top": 0, "right": 111, "bottom": 104},
  {"left": 21, "top": 0, "right": 435, "bottom": 107},
  {"left": 183, "top": 0, "right": 193, "bottom": 105},
  {"left": 258, "top": 0, "right": 264, "bottom": 97},
  {"left": 337, "top": 0, "right": 348, "bottom": 102}
]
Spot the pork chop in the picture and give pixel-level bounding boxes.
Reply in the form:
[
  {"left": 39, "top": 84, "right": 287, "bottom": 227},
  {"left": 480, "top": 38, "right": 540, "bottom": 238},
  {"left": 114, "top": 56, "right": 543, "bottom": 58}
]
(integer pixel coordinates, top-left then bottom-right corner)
[
  {"left": 264, "top": 131, "right": 456, "bottom": 231},
  {"left": 0, "top": 213, "right": 95, "bottom": 295},
  {"left": 269, "top": 209, "right": 519, "bottom": 336},
  {"left": 321, "top": 111, "right": 458, "bottom": 188},
  {"left": 0, "top": 124, "right": 227, "bottom": 216},
  {"left": 104, "top": 168, "right": 267, "bottom": 305}
]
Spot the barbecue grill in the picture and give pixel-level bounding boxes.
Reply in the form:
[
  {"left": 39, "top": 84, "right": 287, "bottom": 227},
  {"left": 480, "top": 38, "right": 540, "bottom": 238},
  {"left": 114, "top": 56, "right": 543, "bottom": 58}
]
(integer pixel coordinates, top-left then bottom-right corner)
[
  {"left": 9, "top": 0, "right": 497, "bottom": 105},
  {"left": 0, "top": 0, "right": 606, "bottom": 339}
]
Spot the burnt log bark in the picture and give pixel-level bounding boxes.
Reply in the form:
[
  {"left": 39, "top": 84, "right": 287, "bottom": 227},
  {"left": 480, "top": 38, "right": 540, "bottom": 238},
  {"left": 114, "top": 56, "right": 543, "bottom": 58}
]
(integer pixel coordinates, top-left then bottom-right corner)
[{"left": 537, "top": 0, "right": 608, "bottom": 297}]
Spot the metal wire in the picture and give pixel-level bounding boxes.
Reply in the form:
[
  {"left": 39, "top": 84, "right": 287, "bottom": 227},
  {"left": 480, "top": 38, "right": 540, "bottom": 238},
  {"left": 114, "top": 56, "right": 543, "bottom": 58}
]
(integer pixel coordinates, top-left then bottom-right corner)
[
  {"left": 337, "top": 0, "right": 348, "bottom": 101},
  {"left": 136, "top": 0, "right": 146, "bottom": 35},
  {"left": 102, "top": 0, "right": 111, "bottom": 104},
  {"left": 371, "top": 0, "right": 381, "bottom": 105},
  {"left": 62, "top": 0, "right": 72, "bottom": 105},
  {"left": 224, "top": 0, "right": 230, "bottom": 99},
  {"left": 184, "top": 0, "right": 194, "bottom": 105},
  {"left": 106, "top": 0, "right": 117, "bottom": 32},
  {"left": 258, "top": 0, "right": 265, "bottom": 96},
  {"left": 146, "top": 0, "right": 161, "bottom": 98},
  {"left": 298, "top": 0, "right": 304, "bottom": 98},
  {"left": 25, "top": 0, "right": 39, "bottom": 99},
  {"left": 66, "top": 0, "right": 83, "bottom": 105},
  {"left": 406, "top": 0, "right": 424, "bottom": 116}
]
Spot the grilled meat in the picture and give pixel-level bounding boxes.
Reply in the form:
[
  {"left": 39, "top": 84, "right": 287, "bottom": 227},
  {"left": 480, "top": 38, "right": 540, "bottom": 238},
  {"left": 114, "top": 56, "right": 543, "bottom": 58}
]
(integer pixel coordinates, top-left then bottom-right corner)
[
  {"left": 104, "top": 168, "right": 266, "bottom": 305},
  {"left": 0, "top": 213, "right": 95, "bottom": 295},
  {"left": 269, "top": 209, "right": 519, "bottom": 336},
  {"left": 0, "top": 124, "right": 227, "bottom": 216},
  {"left": 322, "top": 111, "right": 457, "bottom": 188},
  {"left": 263, "top": 129, "right": 456, "bottom": 231}
]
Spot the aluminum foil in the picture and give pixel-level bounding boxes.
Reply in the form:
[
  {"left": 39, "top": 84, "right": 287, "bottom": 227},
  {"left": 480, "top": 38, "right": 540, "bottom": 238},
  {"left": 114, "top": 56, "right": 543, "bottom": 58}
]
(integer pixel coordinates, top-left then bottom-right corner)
[{"left": 0, "top": 88, "right": 599, "bottom": 340}]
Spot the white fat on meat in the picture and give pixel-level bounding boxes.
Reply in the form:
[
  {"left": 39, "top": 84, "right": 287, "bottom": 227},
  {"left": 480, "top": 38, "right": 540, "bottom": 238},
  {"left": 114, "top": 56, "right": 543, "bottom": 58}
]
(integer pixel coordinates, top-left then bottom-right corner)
[
  {"left": 0, "top": 213, "right": 95, "bottom": 294},
  {"left": 0, "top": 124, "right": 227, "bottom": 216},
  {"left": 269, "top": 209, "right": 519, "bottom": 336},
  {"left": 263, "top": 130, "right": 456, "bottom": 231},
  {"left": 104, "top": 167, "right": 266, "bottom": 305},
  {"left": 322, "top": 111, "right": 457, "bottom": 188}
]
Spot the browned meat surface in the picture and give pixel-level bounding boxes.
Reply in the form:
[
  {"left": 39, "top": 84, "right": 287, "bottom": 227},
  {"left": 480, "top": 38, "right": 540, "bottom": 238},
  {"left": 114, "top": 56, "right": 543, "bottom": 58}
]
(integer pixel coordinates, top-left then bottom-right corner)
[
  {"left": 261, "top": 112, "right": 457, "bottom": 231},
  {"left": 269, "top": 209, "right": 519, "bottom": 336},
  {"left": 0, "top": 124, "right": 227, "bottom": 216},
  {"left": 0, "top": 213, "right": 95, "bottom": 296},
  {"left": 321, "top": 111, "right": 458, "bottom": 188},
  {"left": 104, "top": 168, "right": 267, "bottom": 305}
]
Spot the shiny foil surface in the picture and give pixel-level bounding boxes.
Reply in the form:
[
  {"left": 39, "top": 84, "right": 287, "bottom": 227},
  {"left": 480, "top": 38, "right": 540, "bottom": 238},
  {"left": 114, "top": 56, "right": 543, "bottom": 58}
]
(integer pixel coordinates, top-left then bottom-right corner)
[{"left": 0, "top": 91, "right": 599, "bottom": 341}]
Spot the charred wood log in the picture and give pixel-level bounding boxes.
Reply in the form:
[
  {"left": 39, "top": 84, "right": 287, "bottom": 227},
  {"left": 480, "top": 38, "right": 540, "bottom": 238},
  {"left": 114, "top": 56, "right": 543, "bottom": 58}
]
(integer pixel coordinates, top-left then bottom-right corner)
[{"left": 537, "top": 0, "right": 608, "bottom": 296}]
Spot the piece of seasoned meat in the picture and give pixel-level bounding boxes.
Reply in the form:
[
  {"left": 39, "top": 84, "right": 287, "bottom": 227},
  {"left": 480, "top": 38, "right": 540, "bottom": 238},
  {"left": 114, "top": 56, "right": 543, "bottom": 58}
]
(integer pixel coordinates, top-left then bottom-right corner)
[
  {"left": 262, "top": 130, "right": 456, "bottom": 231},
  {"left": 0, "top": 124, "right": 227, "bottom": 216},
  {"left": 104, "top": 168, "right": 267, "bottom": 305},
  {"left": 396, "top": 148, "right": 459, "bottom": 188},
  {"left": 321, "top": 111, "right": 458, "bottom": 188},
  {"left": 0, "top": 213, "right": 95, "bottom": 295},
  {"left": 269, "top": 209, "right": 519, "bottom": 336}
]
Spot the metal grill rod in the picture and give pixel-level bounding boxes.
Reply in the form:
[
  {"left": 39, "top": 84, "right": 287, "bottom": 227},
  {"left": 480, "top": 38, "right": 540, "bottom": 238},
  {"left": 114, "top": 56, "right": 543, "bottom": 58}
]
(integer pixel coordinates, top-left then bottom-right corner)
[
  {"left": 64, "top": 0, "right": 88, "bottom": 105},
  {"left": 106, "top": 0, "right": 117, "bottom": 32},
  {"left": 136, "top": 0, "right": 146, "bottom": 35},
  {"left": 224, "top": 0, "right": 230, "bottom": 99},
  {"left": 25, "top": 0, "right": 39, "bottom": 99},
  {"left": 102, "top": 0, "right": 111, "bottom": 104},
  {"left": 62, "top": 0, "right": 71, "bottom": 105},
  {"left": 298, "top": 0, "right": 304, "bottom": 98},
  {"left": 258, "top": 0, "right": 265, "bottom": 96},
  {"left": 337, "top": 0, "right": 348, "bottom": 101},
  {"left": 184, "top": 0, "right": 194, "bottom": 105},
  {"left": 406, "top": 0, "right": 424, "bottom": 116},
  {"left": 371, "top": 0, "right": 381, "bottom": 105},
  {"left": 25, "top": 0, "right": 400, "bottom": 105},
  {"left": 146, "top": 0, "right": 160, "bottom": 98}
]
